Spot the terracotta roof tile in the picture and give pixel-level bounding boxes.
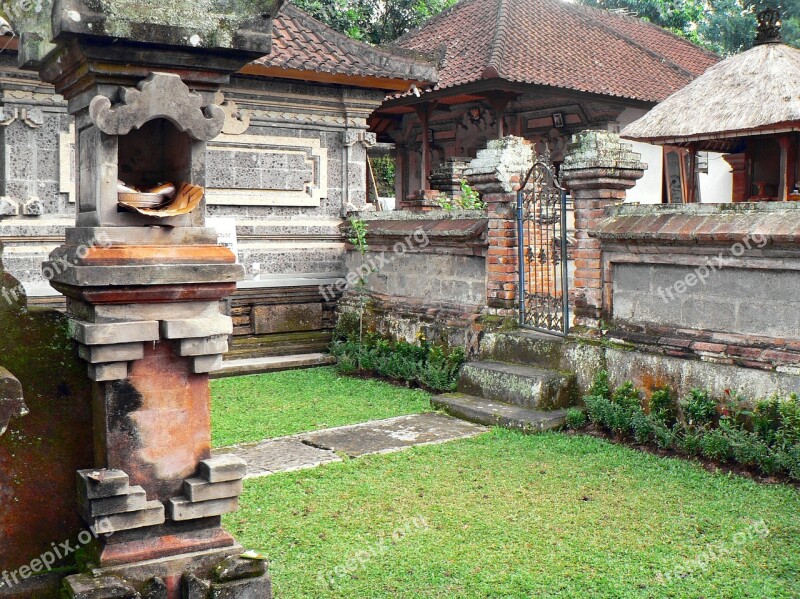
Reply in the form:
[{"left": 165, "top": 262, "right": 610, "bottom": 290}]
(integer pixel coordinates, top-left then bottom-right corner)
[
  {"left": 254, "top": 4, "right": 437, "bottom": 87},
  {"left": 394, "top": 0, "right": 719, "bottom": 103}
]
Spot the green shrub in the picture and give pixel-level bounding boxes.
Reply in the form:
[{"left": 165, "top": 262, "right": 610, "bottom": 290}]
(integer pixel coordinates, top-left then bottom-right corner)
[
  {"left": 652, "top": 421, "right": 677, "bottom": 450},
  {"left": 699, "top": 428, "right": 732, "bottom": 462},
  {"left": 630, "top": 409, "right": 654, "bottom": 444},
  {"left": 726, "top": 427, "right": 770, "bottom": 468},
  {"left": 755, "top": 393, "right": 800, "bottom": 449},
  {"left": 565, "top": 409, "right": 587, "bottom": 430},
  {"left": 677, "top": 425, "right": 703, "bottom": 456},
  {"left": 584, "top": 394, "right": 612, "bottom": 427},
  {"left": 330, "top": 331, "right": 465, "bottom": 392},
  {"left": 681, "top": 388, "right": 717, "bottom": 427},
  {"left": 649, "top": 387, "right": 677, "bottom": 425},
  {"left": 588, "top": 370, "right": 611, "bottom": 400}
]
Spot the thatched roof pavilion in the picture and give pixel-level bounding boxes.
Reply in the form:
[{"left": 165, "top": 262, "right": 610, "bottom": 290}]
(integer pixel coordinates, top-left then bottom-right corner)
[{"left": 622, "top": 8, "right": 800, "bottom": 202}]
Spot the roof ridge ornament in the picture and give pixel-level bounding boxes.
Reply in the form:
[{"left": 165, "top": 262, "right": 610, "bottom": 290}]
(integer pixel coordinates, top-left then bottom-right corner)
[{"left": 755, "top": 6, "right": 782, "bottom": 45}]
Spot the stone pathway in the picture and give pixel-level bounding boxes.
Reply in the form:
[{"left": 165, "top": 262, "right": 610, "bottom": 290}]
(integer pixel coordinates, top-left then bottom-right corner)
[{"left": 214, "top": 413, "right": 487, "bottom": 480}]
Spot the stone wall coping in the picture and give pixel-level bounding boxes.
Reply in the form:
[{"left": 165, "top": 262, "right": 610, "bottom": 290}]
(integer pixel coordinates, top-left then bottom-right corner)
[
  {"left": 357, "top": 218, "right": 488, "bottom": 240},
  {"left": 354, "top": 209, "right": 485, "bottom": 221},
  {"left": 238, "top": 275, "right": 345, "bottom": 289},
  {"left": 594, "top": 202, "right": 800, "bottom": 244}
]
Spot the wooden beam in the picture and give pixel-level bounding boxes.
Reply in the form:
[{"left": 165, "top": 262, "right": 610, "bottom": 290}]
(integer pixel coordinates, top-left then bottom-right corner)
[{"left": 414, "top": 102, "right": 436, "bottom": 191}]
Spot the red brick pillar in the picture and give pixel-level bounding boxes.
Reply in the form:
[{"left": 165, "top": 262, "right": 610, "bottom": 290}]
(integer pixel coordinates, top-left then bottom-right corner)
[
  {"left": 561, "top": 131, "right": 645, "bottom": 329},
  {"left": 465, "top": 137, "right": 533, "bottom": 312}
]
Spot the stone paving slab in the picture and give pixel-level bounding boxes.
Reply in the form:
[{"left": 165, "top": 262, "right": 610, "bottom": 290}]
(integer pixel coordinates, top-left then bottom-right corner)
[
  {"left": 299, "top": 413, "right": 487, "bottom": 457},
  {"left": 214, "top": 413, "right": 488, "bottom": 479},
  {"left": 215, "top": 438, "right": 341, "bottom": 479}
]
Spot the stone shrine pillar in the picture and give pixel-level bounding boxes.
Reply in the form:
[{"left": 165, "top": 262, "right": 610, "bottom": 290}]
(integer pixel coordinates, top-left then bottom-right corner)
[
  {"left": 561, "top": 131, "right": 645, "bottom": 329},
  {"left": 17, "top": 1, "right": 285, "bottom": 597}
]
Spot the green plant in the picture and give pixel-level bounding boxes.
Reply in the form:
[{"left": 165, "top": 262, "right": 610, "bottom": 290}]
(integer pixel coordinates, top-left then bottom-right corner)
[
  {"left": 630, "top": 409, "right": 654, "bottom": 444},
  {"left": 681, "top": 388, "right": 718, "bottom": 428},
  {"left": 649, "top": 387, "right": 677, "bottom": 425},
  {"left": 677, "top": 424, "right": 703, "bottom": 456},
  {"left": 565, "top": 408, "right": 587, "bottom": 430},
  {"left": 755, "top": 393, "right": 800, "bottom": 449},
  {"left": 699, "top": 428, "right": 732, "bottom": 462},
  {"left": 588, "top": 370, "right": 611, "bottom": 400},
  {"left": 435, "top": 180, "right": 487, "bottom": 211}
]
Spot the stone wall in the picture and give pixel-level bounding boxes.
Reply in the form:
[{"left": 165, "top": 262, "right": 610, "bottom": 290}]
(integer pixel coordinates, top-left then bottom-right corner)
[
  {"left": 0, "top": 53, "right": 385, "bottom": 351},
  {"left": 339, "top": 210, "right": 488, "bottom": 352},
  {"left": 593, "top": 202, "right": 800, "bottom": 375}
]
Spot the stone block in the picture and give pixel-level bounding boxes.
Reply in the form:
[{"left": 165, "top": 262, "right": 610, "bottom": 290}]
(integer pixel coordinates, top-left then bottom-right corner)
[
  {"left": 78, "top": 469, "right": 130, "bottom": 500},
  {"left": 199, "top": 455, "right": 248, "bottom": 483},
  {"left": 194, "top": 354, "right": 224, "bottom": 374},
  {"left": 253, "top": 303, "right": 323, "bottom": 335},
  {"left": 62, "top": 574, "right": 139, "bottom": 599},
  {"left": 71, "top": 320, "right": 160, "bottom": 345},
  {"left": 161, "top": 316, "right": 233, "bottom": 340},
  {"left": 213, "top": 556, "right": 267, "bottom": 583},
  {"left": 168, "top": 496, "right": 239, "bottom": 521},
  {"left": 184, "top": 478, "right": 243, "bottom": 502},
  {"left": 209, "top": 576, "right": 272, "bottom": 599},
  {"left": 0, "top": 366, "right": 27, "bottom": 437},
  {"left": 79, "top": 342, "right": 145, "bottom": 364},
  {"left": 92, "top": 500, "right": 165, "bottom": 535},
  {"left": 182, "top": 573, "right": 211, "bottom": 599},
  {"left": 140, "top": 578, "right": 168, "bottom": 599},
  {"left": 88, "top": 362, "right": 130, "bottom": 382},
  {"left": 80, "top": 485, "right": 147, "bottom": 519},
  {"left": 0, "top": 197, "right": 18, "bottom": 216},
  {"left": 179, "top": 336, "right": 229, "bottom": 357}
]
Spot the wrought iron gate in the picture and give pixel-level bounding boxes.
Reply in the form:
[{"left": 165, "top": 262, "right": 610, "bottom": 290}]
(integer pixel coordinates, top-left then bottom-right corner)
[{"left": 516, "top": 156, "right": 569, "bottom": 336}]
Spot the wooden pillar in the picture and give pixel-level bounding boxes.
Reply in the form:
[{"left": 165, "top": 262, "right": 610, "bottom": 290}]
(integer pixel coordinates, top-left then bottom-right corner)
[
  {"left": 415, "top": 104, "right": 433, "bottom": 190},
  {"left": 778, "top": 134, "right": 793, "bottom": 201},
  {"left": 686, "top": 143, "right": 698, "bottom": 204},
  {"left": 481, "top": 92, "right": 515, "bottom": 139}
]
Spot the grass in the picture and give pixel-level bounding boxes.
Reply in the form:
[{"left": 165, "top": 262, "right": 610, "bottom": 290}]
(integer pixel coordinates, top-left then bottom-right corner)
[
  {"left": 210, "top": 367, "right": 431, "bottom": 447},
  {"left": 224, "top": 430, "right": 800, "bottom": 598}
]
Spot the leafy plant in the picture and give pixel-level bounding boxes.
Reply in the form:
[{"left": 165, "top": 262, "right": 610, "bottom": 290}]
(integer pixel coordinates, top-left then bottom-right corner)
[
  {"left": 435, "top": 180, "right": 487, "bottom": 211},
  {"left": 681, "top": 388, "right": 717, "bottom": 428},
  {"left": 565, "top": 409, "right": 587, "bottom": 430},
  {"left": 649, "top": 387, "right": 677, "bottom": 425},
  {"left": 588, "top": 370, "right": 611, "bottom": 400}
]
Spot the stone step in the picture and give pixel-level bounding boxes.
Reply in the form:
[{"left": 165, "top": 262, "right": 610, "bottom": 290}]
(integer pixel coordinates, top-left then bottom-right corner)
[
  {"left": 226, "top": 331, "right": 331, "bottom": 359},
  {"left": 458, "top": 360, "right": 576, "bottom": 409},
  {"left": 212, "top": 353, "right": 336, "bottom": 378},
  {"left": 480, "top": 330, "right": 568, "bottom": 370},
  {"left": 432, "top": 393, "right": 569, "bottom": 433}
]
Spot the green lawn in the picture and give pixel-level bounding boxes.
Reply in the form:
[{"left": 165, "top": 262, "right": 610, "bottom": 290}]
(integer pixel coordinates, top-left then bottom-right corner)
[
  {"left": 210, "top": 367, "right": 432, "bottom": 447},
  {"left": 224, "top": 430, "right": 800, "bottom": 598}
]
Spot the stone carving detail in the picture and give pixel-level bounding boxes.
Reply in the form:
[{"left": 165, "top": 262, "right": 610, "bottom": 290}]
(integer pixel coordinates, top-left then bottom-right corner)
[
  {"left": 345, "top": 130, "right": 377, "bottom": 148},
  {"left": 0, "top": 366, "right": 27, "bottom": 437},
  {"left": 0, "top": 106, "right": 43, "bottom": 128},
  {"left": 168, "top": 455, "right": 246, "bottom": 521},
  {"left": 89, "top": 72, "right": 225, "bottom": 140},
  {"left": 216, "top": 93, "right": 251, "bottom": 135}
]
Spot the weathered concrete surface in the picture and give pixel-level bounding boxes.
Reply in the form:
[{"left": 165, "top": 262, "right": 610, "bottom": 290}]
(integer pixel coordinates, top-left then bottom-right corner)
[
  {"left": 432, "top": 393, "right": 569, "bottom": 433},
  {"left": 0, "top": 366, "right": 26, "bottom": 437},
  {"left": 213, "top": 353, "right": 336, "bottom": 378},
  {"left": 298, "top": 413, "right": 487, "bottom": 457},
  {"left": 215, "top": 413, "right": 488, "bottom": 477},
  {"left": 217, "top": 438, "right": 341, "bottom": 478},
  {"left": 0, "top": 243, "right": 93, "bottom": 591},
  {"left": 458, "top": 361, "right": 576, "bottom": 410}
]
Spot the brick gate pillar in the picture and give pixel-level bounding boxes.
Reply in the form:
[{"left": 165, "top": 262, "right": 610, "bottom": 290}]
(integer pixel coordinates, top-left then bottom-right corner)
[
  {"left": 465, "top": 137, "right": 533, "bottom": 313},
  {"left": 561, "top": 131, "right": 646, "bottom": 329}
]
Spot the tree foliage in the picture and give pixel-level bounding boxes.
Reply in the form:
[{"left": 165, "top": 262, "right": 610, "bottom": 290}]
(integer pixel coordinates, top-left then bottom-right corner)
[
  {"left": 291, "top": 0, "right": 457, "bottom": 45},
  {"left": 576, "top": 0, "right": 798, "bottom": 55}
]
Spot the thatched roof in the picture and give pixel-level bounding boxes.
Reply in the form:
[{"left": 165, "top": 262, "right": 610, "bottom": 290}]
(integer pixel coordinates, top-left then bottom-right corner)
[{"left": 621, "top": 42, "right": 800, "bottom": 149}]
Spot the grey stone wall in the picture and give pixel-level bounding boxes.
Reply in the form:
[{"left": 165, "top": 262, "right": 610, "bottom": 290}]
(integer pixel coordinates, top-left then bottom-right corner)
[
  {"left": 345, "top": 251, "right": 486, "bottom": 307},
  {"left": 613, "top": 263, "right": 800, "bottom": 339}
]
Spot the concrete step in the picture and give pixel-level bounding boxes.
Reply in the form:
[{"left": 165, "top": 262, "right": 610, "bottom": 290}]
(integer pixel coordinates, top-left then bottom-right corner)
[
  {"left": 458, "top": 360, "right": 576, "bottom": 409},
  {"left": 212, "top": 353, "right": 336, "bottom": 379},
  {"left": 432, "top": 393, "right": 568, "bottom": 433},
  {"left": 480, "top": 330, "right": 567, "bottom": 370}
]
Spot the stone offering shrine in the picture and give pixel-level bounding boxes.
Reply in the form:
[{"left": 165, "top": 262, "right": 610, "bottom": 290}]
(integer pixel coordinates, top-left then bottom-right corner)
[{"left": 10, "top": 1, "right": 287, "bottom": 597}]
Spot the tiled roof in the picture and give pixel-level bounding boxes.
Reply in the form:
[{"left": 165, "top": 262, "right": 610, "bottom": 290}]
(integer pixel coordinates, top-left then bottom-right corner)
[
  {"left": 253, "top": 4, "right": 437, "bottom": 87},
  {"left": 393, "top": 0, "right": 719, "bottom": 103}
]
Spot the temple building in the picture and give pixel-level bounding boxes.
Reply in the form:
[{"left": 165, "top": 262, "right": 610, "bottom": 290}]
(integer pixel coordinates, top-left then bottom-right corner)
[{"left": 370, "top": 0, "right": 729, "bottom": 208}]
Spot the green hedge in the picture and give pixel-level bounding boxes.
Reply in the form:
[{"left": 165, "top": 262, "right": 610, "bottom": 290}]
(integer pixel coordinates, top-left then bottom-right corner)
[
  {"left": 567, "top": 371, "right": 800, "bottom": 481},
  {"left": 330, "top": 317, "right": 465, "bottom": 392}
]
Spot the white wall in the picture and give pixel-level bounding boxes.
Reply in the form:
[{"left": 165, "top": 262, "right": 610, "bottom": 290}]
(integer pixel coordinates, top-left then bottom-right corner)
[
  {"left": 699, "top": 152, "right": 733, "bottom": 203},
  {"left": 616, "top": 108, "right": 664, "bottom": 204},
  {"left": 615, "top": 108, "right": 733, "bottom": 204}
]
